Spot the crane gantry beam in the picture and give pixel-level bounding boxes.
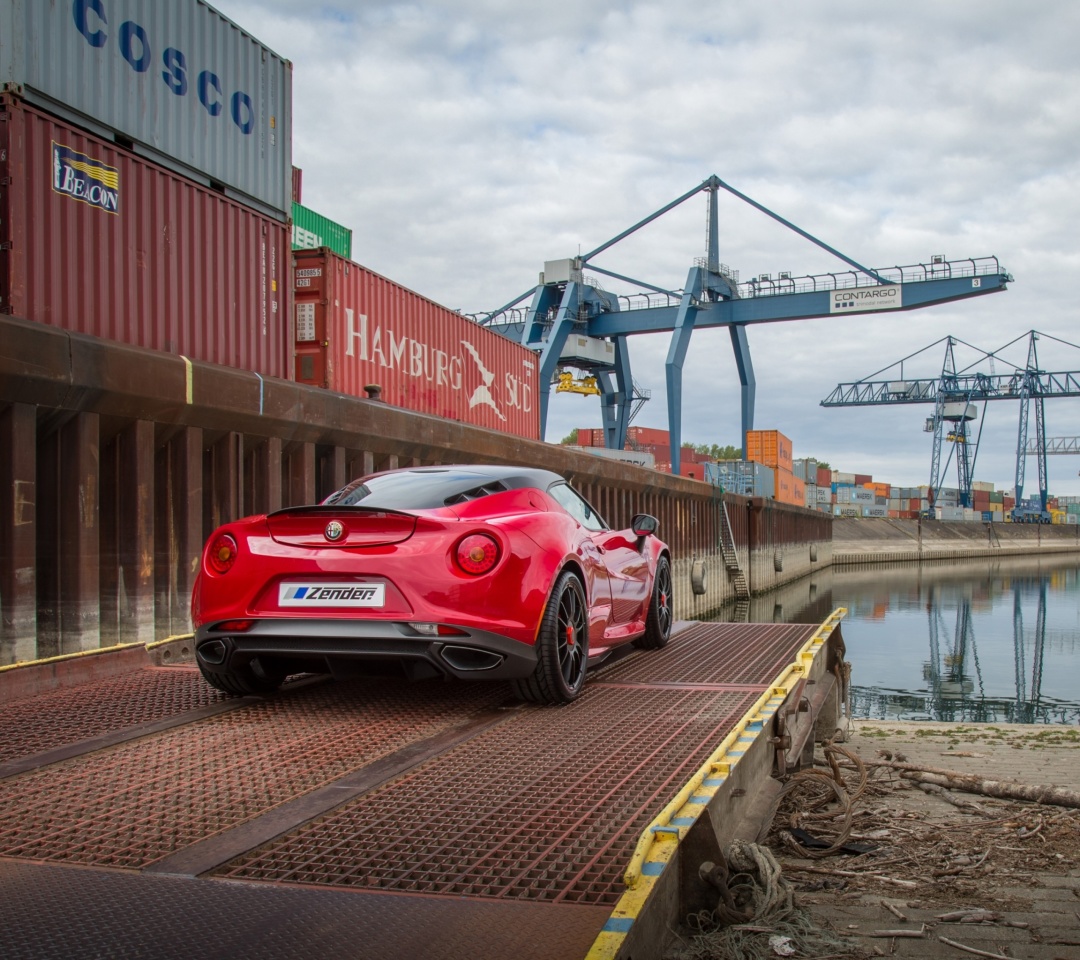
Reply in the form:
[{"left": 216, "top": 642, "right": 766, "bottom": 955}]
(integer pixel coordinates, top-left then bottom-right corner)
[
  {"left": 821, "top": 332, "right": 1080, "bottom": 521},
  {"left": 477, "top": 176, "right": 1010, "bottom": 473},
  {"left": 821, "top": 369, "right": 1080, "bottom": 406}
]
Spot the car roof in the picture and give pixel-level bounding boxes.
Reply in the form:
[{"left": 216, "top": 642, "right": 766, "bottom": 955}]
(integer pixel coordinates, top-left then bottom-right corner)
[{"left": 324, "top": 464, "right": 567, "bottom": 510}]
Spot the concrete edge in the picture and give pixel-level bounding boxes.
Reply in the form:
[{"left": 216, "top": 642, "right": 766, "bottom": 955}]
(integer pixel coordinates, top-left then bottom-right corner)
[
  {"left": 585, "top": 608, "right": 848, "bottom": 960},
  {"left": 0, "top": 634, "right": 197, "bottom": 702}
]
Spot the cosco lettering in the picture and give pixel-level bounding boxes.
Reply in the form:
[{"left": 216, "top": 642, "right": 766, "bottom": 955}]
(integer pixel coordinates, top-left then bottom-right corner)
[{"left": 72, "top": 0, "right": 256, "bottom": 135}]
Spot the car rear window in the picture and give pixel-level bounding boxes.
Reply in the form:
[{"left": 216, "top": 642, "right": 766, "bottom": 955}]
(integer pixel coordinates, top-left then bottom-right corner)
[{"left": 325, "top": 469, "right": 520, "bottom": 510}]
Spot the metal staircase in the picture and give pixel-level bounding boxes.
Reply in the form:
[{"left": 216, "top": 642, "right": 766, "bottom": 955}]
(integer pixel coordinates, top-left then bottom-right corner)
[{"left": 720, "top": 501, "right": 751, "bottom": 620}]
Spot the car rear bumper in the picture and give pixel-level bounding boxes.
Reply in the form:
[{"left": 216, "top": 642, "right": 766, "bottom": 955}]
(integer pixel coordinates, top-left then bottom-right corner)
[{"left": 194, "top": 619, "right": 539, "bottom": 683}]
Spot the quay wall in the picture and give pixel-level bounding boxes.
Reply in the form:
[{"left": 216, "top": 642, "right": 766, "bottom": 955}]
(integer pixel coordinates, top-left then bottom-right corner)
[
  {"left": 832, "top": 517, "right": 1080, "bottom": 565},
  {"left": 0, "top": 315, "right": 829, "bottom": 664}
]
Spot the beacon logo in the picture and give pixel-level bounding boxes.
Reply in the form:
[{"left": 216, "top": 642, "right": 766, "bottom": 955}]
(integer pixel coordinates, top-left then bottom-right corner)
[{"left": 52, "top": 142, "right": 120, "bottom": 214}]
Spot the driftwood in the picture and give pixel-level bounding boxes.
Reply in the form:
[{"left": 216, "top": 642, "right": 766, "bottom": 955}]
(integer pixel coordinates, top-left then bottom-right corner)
[
  {"left": 866, "top": 925, "right": 926, "bottom": 938},
  {"left": 870, "top": 760, "right": 1080, "bottom": 809},
  {"left": 916, "top": 781, "right": 993, "bottom": 816},
  {"left": 937, "top": 935, "right": 1010, "bottom": 958}
]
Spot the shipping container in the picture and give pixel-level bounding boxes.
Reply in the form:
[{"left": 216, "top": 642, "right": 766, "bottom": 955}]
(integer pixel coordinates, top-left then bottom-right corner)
[
  {"left": 833, "top": 471, "right": 855, "bottom": 485},
  {"left": 745, "top": 429, "right": 793, "bottom": 472},
  {"left": 816, "top": 466, "right": 831, "bottom": 487},
  {"left": 936, "top": 506, "right": 965, "bottom": 522},
  {"left": 573, "top": 446, "right": 656, "bottom": 469},
  {"left": 773, "top": 467, "right": 804, "bottom": 506},
  {"left": 833, "top": 504, "right": 863, "bottom": 518},
  {"left": 0, "top": 95, "right": 290, "bottom": 378},
  {"left": 0, "top": 0, "right": 292, "bottom": 218},
  {"left": 864, "top": 506, "right": 887, "bottom": 518},
  {"left": 704, "top": 460, "right": 775, "bottom": 498},
  {"left": 626, "top": 426, "right": 671, "bottom": 448},
  {"left": 293, "top": 247, "right": 540, "bottom": 439},
  {"left": 679, "top": 462, "right": 706, "bottom": 481},
  {"left": 292, "top": 166, "right": 303, "bottom": 203},
  {"left": 792, "top": 457, "right": 817, "bottom": 482},
  {"left": 292, "top": 204, "right": 352, "bottom": 259}
]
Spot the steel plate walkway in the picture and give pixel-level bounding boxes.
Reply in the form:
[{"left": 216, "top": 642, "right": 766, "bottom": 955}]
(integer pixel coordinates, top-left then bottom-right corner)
[{"left": 0, "top": 620, "right": 840, "bottom": 960}]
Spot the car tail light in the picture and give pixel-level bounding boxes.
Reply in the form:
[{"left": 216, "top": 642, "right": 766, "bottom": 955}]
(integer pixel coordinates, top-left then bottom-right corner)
[
  {"left": 208, "top": 534, "right": 239, "bottom": 574},
  {"left": 455, "top": 534, "right": 499, "bottom": 575},
  {"left": 216, "top": 619, "right": 254, "bottom": 632}
]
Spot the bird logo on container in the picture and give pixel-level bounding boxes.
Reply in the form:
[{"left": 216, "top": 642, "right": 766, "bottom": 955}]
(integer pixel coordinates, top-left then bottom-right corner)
[
  {"left": 461, "top": 340, "right": 507, "bottom": 421},
  {"left": 52, "top": 142, "right": 120, "bottom": 215}
]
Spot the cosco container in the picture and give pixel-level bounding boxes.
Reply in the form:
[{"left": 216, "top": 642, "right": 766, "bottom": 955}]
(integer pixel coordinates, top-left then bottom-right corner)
[
  {"left": 745, "top": 429, "right": 793, "bottom": 472},
  {"left": 293, "top": 248, "right": 540, "bottom": 439},
  {"left": 0, "top": 0, "right": 292, "bottom": 218},
  {"left": 0, "top": 95, "right": 290, "bottom": 378},
  {"left": 292, "top": 202, "right": 352, "bottom": 259}
]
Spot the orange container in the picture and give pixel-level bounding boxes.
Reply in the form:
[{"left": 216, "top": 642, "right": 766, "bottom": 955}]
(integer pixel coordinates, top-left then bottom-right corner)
[
  {"left": 746, "top": 430, "right": 793, "bottom": 472},
  {"left": 772, "top": 467, "right": 805, "bottom": 506}
]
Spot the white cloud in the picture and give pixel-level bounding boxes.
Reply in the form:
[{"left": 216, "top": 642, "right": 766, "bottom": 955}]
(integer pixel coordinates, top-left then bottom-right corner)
[{"left": 216, "top": 0, "right": 1080, "bottom": 494}]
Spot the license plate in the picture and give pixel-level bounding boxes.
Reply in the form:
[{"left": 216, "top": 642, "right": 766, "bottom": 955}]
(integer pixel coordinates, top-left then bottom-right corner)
[{"left": 278, "top": 583, "right": 385, "bottom": 608}]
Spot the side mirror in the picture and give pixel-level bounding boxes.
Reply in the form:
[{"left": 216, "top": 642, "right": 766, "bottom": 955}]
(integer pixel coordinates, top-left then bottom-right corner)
[{"left": 631, "top": 513, "right": 658, "bottom": 537}]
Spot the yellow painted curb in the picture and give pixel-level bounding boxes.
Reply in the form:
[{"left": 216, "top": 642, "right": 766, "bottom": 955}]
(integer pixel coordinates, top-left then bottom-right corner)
[
  {"left": 0, "top": 633, "right": 196, "bottom": 673},
  {"left": 584, "top": 607, "right": 847, "bottom": 960}
]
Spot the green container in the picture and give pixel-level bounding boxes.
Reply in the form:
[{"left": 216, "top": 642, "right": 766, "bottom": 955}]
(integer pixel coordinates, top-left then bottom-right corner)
[
  {"left": 291, "top": 202, "right": 352, "bottom": 259},
  {"left": 989, "top": 491, "right": 1004, "bottom": 503}
]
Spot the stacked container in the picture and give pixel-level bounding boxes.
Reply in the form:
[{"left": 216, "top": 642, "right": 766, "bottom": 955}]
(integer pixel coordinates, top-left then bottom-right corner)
[
  {"left": 293, "top": 247, "right": 541, "bottom": 439},
  {"left": 0, "top": 0, "right": 293, "bottom": 378}
]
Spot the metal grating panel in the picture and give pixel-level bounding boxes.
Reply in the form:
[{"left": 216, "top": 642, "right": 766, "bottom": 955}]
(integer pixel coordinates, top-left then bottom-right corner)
[
  {"left": 595, "top": 622, "right": 817, "bottom": 685},
  {"left": 216, "top": 685, "right": 760, "bottom": 905},
  {"left": 0, "top": 667, "right": 229, "bottom": 764},
  {"left": 0, "top": 678, "right": 513, "bottom": 869},
  {"left": 0, "top": 859, "right": 609, "bottom": 960}
]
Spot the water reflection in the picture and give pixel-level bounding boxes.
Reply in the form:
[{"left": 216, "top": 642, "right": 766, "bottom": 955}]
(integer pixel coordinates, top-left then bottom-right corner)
[{"left": 707, "top": 556, "right": 1080, "bottom": 725}]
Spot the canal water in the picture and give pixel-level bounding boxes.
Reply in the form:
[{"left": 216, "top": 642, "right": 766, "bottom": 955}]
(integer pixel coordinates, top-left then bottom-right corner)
[{"left": 710, "top": 554, "right": 1080, "bottom": 725}]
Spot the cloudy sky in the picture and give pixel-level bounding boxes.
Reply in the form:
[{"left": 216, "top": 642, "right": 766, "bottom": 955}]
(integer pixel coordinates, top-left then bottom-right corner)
[{"left": 217, "top": 0, "right": 1080, "bottom": 495}]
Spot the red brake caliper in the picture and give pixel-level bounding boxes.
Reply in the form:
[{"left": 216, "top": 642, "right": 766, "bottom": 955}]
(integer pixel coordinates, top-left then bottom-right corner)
[{"left": 565, "top": 624, "right": 575, "bottom": 646}]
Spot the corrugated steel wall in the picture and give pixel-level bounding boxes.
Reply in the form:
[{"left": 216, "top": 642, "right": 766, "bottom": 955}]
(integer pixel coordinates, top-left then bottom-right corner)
[
  {"left": 294, "top": 248, "right": 541, "bottom": 440},
  {"left": 0, "top": 0, "right": 292, "bottom": 217},
  {"left": 0, "top": 96, "right": 292, "bottom": 380}
]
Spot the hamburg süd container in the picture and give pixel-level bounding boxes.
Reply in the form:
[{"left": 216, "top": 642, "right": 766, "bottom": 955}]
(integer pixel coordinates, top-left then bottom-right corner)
[
  {"left": 292, "top": 202, "right": 352, "bottom": 259},
  {"left": 0, "top": 0, "right": 292, "bottom": 219},
  {"left": 745, "top": 429, "right": 793, "bottom": 472},
  {"left": 0, "top": 95, "right": 290, "bottom": 379},
  {"left": 293, "top": 248, "right": 541, "bottom": 439}
]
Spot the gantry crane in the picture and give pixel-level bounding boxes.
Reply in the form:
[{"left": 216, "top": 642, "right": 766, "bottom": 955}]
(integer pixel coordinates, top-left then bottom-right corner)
[
  {"left": 821, "top": 331, "right": 1080, "bottom": 521},
  {"left": 475, "top": 176, "right": 1010, "bottom": 473}
]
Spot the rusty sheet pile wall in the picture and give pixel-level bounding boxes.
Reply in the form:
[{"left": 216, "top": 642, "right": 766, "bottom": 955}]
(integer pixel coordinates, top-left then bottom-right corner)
[{"left": 0, "top": 316, "right": 830, "bottom": 664}]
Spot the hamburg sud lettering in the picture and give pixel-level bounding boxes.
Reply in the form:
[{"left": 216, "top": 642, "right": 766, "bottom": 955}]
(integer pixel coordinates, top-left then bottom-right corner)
[
  {"left": 279, "top": 584, "right": 384, "bottom": 607},
  {"left": 52, "top": 143, "right": 120, "bottom": 214},
  {"left": 343, "top": 308, "right": 534, "bottom": 418}
]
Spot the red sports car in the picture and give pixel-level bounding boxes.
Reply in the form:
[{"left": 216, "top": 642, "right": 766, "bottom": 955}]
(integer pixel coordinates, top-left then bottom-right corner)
[{"left": 191, "top": 464, "right": 672, "bottom": 703}]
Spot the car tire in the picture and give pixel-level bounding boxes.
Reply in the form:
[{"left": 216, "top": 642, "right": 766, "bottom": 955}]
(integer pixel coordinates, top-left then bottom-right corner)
[
  {"left": 512, "top": 570, "right": 589, "bottom": 705},
  {"left": 634, "top": 555, "right": 672, "bottom": 650},
  {"left": 198, "top": 657, "right": 285, "bottom": 696}
]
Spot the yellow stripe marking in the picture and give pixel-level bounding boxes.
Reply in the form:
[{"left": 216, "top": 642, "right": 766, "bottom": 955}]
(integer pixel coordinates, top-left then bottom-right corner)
[{"left": 584, "top": 607, "right": 847, "bottom": 960}]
